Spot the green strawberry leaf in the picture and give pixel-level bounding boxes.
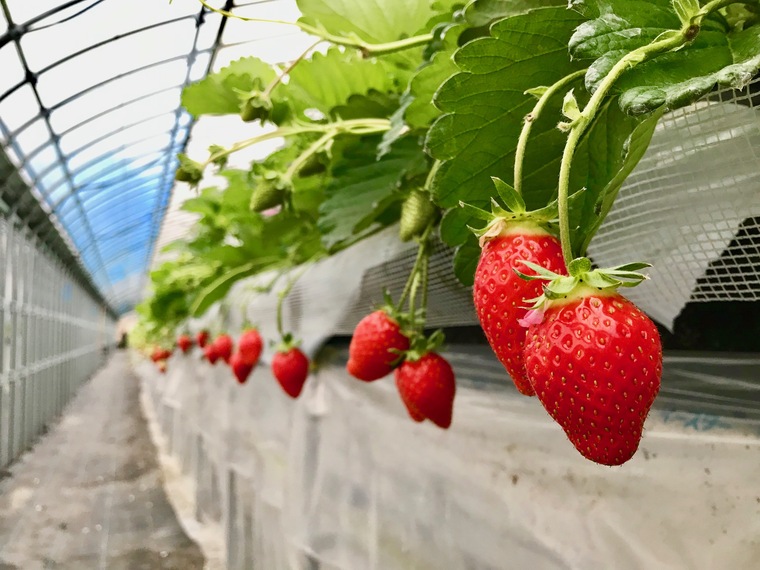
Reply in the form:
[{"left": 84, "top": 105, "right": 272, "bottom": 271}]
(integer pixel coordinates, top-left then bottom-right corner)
[
  {"left": 181, "top": 57, "right": 276, "bottom": 117},
  {"left": 405, "top": 23, "right": 463, "bottom": 129},
  {"left": 570, "top": 0, "right": 760, "bottom": 115},
  {"left": 464, "top": 0, "right": 567, "bottom": 27},
  {"left": 453, "top": 236, "right": 481, "bottom": 286},
  {"left": 191, "top": 261, "right": 260, "bottom": 317},
  {"left": 281, "top": 48, "right": 401, "bottom": 119},
  {"left": 439, "top": 204, "right": 486, "bottom": 246},
  {"left": 296, "top": 0, "right": 438, "bottom": 44},
  {"left": 319, "top": 137, "right": 427, "bottom": 249},
  {"left": 426, "top": 7, "right": 587, "bottom": 210}
]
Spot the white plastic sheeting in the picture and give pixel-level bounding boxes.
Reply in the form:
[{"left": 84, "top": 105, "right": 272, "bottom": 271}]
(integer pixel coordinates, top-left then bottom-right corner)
[{"left": 137, "top": 349, "right": 760, "bottom": 570}]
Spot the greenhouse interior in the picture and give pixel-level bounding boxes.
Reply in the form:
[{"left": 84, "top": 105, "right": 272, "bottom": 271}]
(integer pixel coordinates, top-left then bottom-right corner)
[{"left": 0, "top": 0, "right": 758, "bottom": 568}]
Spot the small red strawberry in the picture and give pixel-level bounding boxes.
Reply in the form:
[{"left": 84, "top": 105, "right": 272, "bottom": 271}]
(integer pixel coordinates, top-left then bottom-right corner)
[
  {"left": 465, "top": 179, "right": 566, "bottom": 396},
  {"left": 213, "top": 334, "right": 234, "bottom": 364},
  {"left": 157, "top": 361, "right": 167, "bottom": 374},
  {"left": 204, "top": 344, "right": 220, "bottom": 365},
  {"left": 177, "top": 334, "right": 193, "bottom": 354},
  {"left": 230, "top": 351, "right": 254, "bottom": 384},
  {"left": 520, "top": 258, "right": 662, "bottom": 466},
  {"left": 398, "top": 387, "right": 426, "bottom": 422},
  {"left": 347, "top": 310, "right": 410, "bottom": 381},
  {"left": 151, "top": 347, "right": 162, "bottom": 363},
  {"left": 196, "top": 330, "right": 209, "bottom": 348},
  {"left": 272, "top": 347, "right": 309, "bottom": 399},
  {"left": 395, "top": 351, "right": 456, "bottom": 429},
  {"left": 238, "top": 329, "right": 263, "bottom": 367}
]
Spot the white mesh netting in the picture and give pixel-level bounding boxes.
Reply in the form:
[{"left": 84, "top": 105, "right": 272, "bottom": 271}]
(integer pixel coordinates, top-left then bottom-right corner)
[{"left": 590, "top": 77, "right": 760, "bottom": 328}]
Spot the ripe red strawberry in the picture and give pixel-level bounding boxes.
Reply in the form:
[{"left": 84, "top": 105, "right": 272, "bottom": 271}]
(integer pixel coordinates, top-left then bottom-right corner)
[
  {"left": 347, "top": 310, "right": 410, "bottom": 381},
  {"left": 474, "top": 222, "right": 565, "bottom": 396},
  {"left": 523, "top": 291, "right": 662, "bottom": 466},
  {"left": 151, "top": 347, "right": 162, "bottom": 363},
  {"left": 177, "top": 334, "right": 193, "bottom": 354},
  {"left": 272, "top": 348, "right": 309, "bottom": 399},
  {"left": 204, "top": 344, "right": 220, "bottom": 365},
  {"left": 398, "top": 389, "right": 426, "bottom": 422},
  {"left": 213, "top": 334, "right": 234, "bottom": 364},
  {"left": 394, "top": 352, "right": 456, "bottom": 429},
  {"left": 196, "top": 330, "right": 209, "bottom": 348},
  {"left": 238, "top": 329, "right": 263, "bottom": 366},
  {"left": 230, "top": 351, "right": 254, "bottom": 384}
]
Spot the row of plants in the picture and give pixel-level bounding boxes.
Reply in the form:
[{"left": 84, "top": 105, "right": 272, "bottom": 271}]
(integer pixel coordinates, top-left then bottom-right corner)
[{"left": 135, "top": 0, "right": 760, "bottom": 465}]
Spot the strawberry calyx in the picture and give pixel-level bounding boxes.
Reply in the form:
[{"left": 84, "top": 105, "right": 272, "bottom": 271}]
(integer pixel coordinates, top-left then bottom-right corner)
[
  {"left": 516, "top": 256, "right": 651, "bottom": 314},
  {"left": 461, "top": 177, "right": 561, "bottom": 246},
  {"left": 273, "top": 332, "right": 301, "bottom": 354},
  {"left": 396, "top": 329, "right": 445, "bottom": 363},
  {"left": 174, "top": 153, "right": 204, "bottom": 186}
]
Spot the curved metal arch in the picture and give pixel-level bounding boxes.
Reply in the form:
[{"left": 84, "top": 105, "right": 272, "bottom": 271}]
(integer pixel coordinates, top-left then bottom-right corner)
[
  {"left": 57, "top": 180, "right": 160, "bottom": 226},
  {"left": 83, "top": 194, "right": 162, "bottom": 230},
  {"left": 100, "top": 241, "right": 154, "bottom": 268},
  {"left": 46, "top": 123, "right": 188, "bottom": 200},
  {"left": 89, "top": 206, "right": 159, "bottom": 238},
  {"left": 36, "top": 15, "right": 199, "bottom": 78},
  {"left": 81, "top": 180, "right": 162, "bottom": 214},
  {"left": 27, "top": 109, "right": 182, "bottom": 184},
  {"left": 61, "top": 189, "right": 161, "bottom": 233},
  {"left": 58, "top": 138, "right": 178, "bottom": 198},
  {"left": 39, "top": 143, "right": 177, "bottom": 200},
  {"left": 53, "top": 155, "right": 170, "bottom": 213},
  {"left": 95, "top": 228, "right": 154, "bottom": 258}
]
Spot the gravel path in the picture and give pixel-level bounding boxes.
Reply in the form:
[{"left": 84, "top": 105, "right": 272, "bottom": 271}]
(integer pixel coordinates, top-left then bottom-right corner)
[{"left": 0, "top": 352, "right": 205, "bottom": 570}]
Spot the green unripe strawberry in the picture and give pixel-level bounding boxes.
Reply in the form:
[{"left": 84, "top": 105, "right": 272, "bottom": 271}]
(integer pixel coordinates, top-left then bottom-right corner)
[
  {"left": 174, "top": 154, "right": 203, "bottom": 186},
  {"left": 240, "top": 91, "right": 274, "bottom": 123},
  {"left": 250, "top": 171, "right": 290, "bottom": 212},
  {"left": 399, "top": 189, "right": 437, "bottom": 242}
]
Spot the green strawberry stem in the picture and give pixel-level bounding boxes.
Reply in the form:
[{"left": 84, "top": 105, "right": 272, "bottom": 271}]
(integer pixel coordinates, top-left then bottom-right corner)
[
  {"left": 202, "top": 119, "right": 391, "bottom": 172},
  {"left": 197, "top": 0, "right": 434, "bottom": 55},
  {"left": 397, "top": 223, "right": 434, "bottom": 309},
  {"left": 513, "top": 69, "right": 586, "bottom": 196},
  {"left": 554, "top": 3, "right": 734, "bottom": 266},
  {"left": 284, "top": 132, "right": 335, "bottom": 181},
  {"left": 406, "top": 225, "right": 433, "bottom": 334},
  {"left": 263, "top": 39, "right": 322, "bottom": 98}
]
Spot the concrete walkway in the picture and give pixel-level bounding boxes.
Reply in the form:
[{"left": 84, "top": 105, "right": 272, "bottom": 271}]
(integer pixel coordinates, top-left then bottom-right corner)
[{"left": 0, "top": 352, "right": 205, "bottom": 570}]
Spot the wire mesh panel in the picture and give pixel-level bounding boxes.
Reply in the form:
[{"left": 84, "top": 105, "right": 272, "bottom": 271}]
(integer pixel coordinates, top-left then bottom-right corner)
[{"left": 0, "top": 210, "right": 116, "bottom": 469}]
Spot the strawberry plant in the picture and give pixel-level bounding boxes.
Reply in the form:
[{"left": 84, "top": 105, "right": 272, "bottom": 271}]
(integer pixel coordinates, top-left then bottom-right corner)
[{"left": 132, "top": 0, "right": 760, "bottom": 463}]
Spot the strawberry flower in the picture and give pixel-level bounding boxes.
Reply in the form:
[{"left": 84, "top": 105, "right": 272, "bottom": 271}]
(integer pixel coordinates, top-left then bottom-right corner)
[{"left": 518, "top": 309, "right": 545, "bottom": 328}]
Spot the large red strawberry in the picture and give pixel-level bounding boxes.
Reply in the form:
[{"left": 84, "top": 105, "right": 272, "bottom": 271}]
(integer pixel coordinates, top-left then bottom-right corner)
[
  {"left": 196, "top": 330, "right": 209, "bottom": 348},
  {"left": 395, "top": 352, "right": 456, "bottom": 429},
  {"left": 521, "top": 259, "right": 662, "bottom": 466},
  {"left": 230, "top": 351, "right": 254, "bottom": 384},
  {"left": 347, "top": 310, "right": 410, "bottom": 381},
  {"left": 238, "top": 329, "right": 263, "bottom": 366},
  {"left": 474, "top": 222, "right": 565, "bottom": 396},
  {"left": 213, "top": 334, "right": 234, "bottom": 364},
  {"left": 177, "top": 334, "right": 193, "bottom": 354},
  {"left": 272, "top": 347, "right": 309, "bottom": 399}
]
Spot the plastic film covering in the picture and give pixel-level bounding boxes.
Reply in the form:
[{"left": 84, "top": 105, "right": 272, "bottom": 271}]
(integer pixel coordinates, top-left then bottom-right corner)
[{"left": 138, "top": 346, "right": 760, "bottom": 570}]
